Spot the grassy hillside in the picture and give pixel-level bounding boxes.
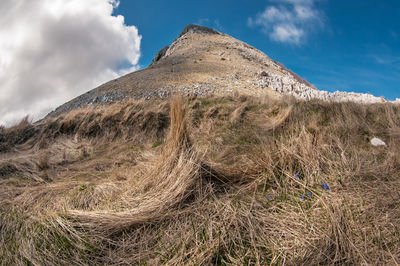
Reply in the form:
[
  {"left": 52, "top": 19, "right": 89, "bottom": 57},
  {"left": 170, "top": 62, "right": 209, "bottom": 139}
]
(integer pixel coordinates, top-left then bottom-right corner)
[{"left": 1, "top": 96, "right": 400, "bottom": 265}]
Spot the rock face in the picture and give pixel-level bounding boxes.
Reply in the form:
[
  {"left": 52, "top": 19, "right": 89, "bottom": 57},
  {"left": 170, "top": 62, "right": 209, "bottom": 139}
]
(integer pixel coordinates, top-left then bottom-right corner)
[
  {"left": 151, "top": 46, "right": 169, "bottom": 64},
  {"left": 178, "top": 24, "right": 220, "bottom": 38},
  {"left": 261, "top": 72, "right": 386, "bottom": 104},
  {"left": 47, "top": 24, "right": 396, "bottom": 118}
]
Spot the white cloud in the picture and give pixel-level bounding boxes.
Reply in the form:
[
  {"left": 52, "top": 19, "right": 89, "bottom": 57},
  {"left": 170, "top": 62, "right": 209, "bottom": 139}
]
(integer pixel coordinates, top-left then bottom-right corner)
[
  {"left": 248, "top": 0, "right": 323, "bottom": 44},
  {"left": 0, "top": 0, "right": 141, "bottom": 126},
  {"left": 270, "top": 24, "right": 304, "bottom": 43}
]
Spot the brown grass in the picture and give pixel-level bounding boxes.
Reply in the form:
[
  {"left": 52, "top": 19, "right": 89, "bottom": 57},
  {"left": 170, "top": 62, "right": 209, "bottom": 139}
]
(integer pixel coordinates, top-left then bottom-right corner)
[
  {"left": 67, "top": 96, "right": 206, "bottom": 234},
  {"left": 1, "top": 95, "right": 400, "bottom": 265},
  {"left": 0, "top": 116, "right": 37, "bottom": 153}
]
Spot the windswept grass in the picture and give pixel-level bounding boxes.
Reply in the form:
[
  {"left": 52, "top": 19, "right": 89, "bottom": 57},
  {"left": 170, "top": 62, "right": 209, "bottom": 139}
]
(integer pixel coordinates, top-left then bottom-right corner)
[{"left": 1, "top": 95, "right": 400, "bottom": 265}]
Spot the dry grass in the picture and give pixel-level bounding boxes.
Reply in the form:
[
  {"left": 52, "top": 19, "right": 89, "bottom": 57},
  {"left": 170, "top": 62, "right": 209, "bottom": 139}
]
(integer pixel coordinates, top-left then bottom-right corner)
[
  {"left": 1, "top": 95, "right": 400, "bottom": 265},
  {"left": 0, "top": 116, "right": 37, "bottom": 153}
]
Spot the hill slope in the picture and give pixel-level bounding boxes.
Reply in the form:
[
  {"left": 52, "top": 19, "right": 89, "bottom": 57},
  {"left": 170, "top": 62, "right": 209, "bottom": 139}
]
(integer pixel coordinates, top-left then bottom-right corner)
[{"left": 1, "top": 25, "right": 400, "bottom": 265}]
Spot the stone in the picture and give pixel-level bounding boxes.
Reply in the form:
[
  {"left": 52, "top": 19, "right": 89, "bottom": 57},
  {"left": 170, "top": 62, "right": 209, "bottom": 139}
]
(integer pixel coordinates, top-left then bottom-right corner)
[{"left": 371, "top": 137, "right": 386, "bottom": 147}]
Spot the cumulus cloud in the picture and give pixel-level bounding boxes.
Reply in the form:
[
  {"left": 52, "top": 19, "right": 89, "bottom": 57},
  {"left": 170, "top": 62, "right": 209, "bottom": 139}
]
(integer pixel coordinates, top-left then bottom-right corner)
[
  {"left": 0, "top": 0, "right": 141, "bottom": 126},
  {"left": 248, "top": 0, "right": 323, "bottom": 44}
]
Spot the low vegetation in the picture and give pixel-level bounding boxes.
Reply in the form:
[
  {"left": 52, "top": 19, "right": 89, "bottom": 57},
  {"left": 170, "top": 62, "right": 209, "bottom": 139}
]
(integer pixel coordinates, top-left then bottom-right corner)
[{"left": 1, "top": 95, "right": 400, "bottom": 265}]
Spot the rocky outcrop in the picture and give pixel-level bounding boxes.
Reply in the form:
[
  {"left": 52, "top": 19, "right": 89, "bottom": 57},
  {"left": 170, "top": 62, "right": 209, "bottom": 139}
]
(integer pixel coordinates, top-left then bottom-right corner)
[
  {"left": 178, "top": 24, "right": 220, "bottom": 38},
  {"left": 151, "top": 46, "right": 169, "bottom": 65},
  {"left": 151, "top": 25, "right": 219, "bottom": 66},
  {"left": 256, "top": 69, "right": 386, "bottom": 104}
]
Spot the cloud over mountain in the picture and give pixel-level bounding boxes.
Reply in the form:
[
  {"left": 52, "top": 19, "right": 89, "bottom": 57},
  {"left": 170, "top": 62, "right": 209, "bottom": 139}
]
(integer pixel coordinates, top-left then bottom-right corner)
[
  {"left": 0, "top": 0, "right": 141, "bottom": 126},
  {"left": 248, "top": 0, "right": 323, "bottom": 44}
]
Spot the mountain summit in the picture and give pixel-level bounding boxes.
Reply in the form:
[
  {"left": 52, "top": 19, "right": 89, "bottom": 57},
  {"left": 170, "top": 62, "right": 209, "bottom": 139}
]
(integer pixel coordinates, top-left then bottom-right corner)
[{"left": 50, "top": 24, "right": 385, "bottom": 117}]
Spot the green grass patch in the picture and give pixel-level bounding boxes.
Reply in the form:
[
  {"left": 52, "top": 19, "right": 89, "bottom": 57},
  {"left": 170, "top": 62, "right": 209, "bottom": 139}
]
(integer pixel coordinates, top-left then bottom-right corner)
[{"left": 152, "top": 141, "right": 163, "bottom": 148}]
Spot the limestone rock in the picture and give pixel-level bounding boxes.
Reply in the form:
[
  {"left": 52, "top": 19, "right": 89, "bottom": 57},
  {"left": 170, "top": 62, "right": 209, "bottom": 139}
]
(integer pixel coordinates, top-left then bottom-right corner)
[{"left": 371, "top": 137, "right": 386, "bottom": 147}]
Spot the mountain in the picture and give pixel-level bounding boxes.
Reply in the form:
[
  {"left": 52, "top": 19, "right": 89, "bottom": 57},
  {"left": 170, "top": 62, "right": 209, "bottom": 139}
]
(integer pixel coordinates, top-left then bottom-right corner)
[
  {"left": 1, "top": 25, "right": 400, "bottom": 265},
  {"left": 49, "top": 24, "right": 387, "bottom": 118}
]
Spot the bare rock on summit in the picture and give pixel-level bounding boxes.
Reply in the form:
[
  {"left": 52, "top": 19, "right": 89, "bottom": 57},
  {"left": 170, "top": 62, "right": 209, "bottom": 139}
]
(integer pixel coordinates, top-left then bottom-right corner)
[
  {"left": 151, "top": 25, "right": 220, "bottom": 65},
  {"left": 178, "top": 24, "right": 220, "bottom": 38}
]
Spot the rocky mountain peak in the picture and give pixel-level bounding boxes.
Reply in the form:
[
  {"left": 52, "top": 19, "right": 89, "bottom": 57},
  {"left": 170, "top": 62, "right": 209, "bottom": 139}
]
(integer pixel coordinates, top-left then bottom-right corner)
[
  {"left": 151, "top": 24, "right": 220, "bottom": 65},
  {"left": 48, "top": 25, "right": 393, "bottom": 118},
  {"left": 178, "top": 24, "right": 220, "bottom": 38}
]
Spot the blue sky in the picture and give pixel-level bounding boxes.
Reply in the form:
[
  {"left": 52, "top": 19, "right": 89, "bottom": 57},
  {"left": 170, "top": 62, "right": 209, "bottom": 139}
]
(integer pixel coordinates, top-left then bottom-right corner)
[{"left": 115, "top": 0, "right": 400, "bottom": 100}]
